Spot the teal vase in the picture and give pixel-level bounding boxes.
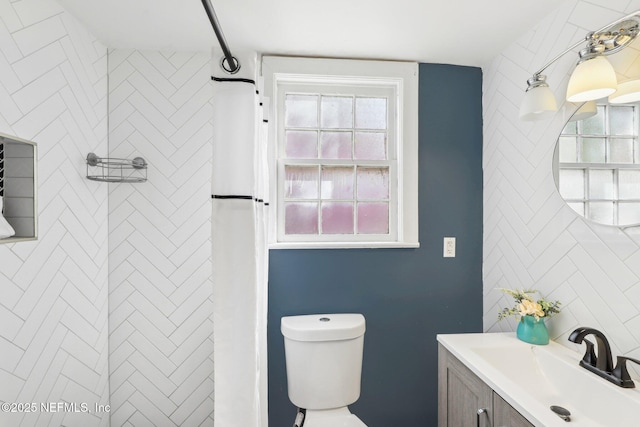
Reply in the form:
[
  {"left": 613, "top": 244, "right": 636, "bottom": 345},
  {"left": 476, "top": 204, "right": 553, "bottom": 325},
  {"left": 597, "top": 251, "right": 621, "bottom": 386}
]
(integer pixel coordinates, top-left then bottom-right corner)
[{"left": 516, "top": 315, "right": 549, "bottom": 345}]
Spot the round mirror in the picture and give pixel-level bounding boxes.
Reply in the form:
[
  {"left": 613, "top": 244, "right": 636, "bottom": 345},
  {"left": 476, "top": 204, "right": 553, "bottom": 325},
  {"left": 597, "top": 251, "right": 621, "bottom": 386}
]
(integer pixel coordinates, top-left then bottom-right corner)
[{"left": 554, "top": 102, "right": 640, "bottom": 226}]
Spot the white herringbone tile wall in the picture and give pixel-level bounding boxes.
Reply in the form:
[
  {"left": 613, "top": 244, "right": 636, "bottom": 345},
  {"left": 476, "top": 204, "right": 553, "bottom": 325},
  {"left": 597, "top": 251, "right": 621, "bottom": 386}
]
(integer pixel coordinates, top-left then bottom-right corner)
[
  {"left": 0, "top": 0, "right": 110, "bottom": 426},
  {"left": 484, "top": 0, "right": 640, "bottom": 362},
  {"left": 107, "top": 49, "right": 214, "bottom": 426}
]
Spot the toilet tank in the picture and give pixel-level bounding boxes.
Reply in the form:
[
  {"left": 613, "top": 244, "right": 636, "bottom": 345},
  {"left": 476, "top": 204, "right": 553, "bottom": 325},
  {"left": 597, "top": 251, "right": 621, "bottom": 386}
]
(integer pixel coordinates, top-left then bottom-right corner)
[{"left": 281, "top": 313, "right": 366, "bottom": 410}]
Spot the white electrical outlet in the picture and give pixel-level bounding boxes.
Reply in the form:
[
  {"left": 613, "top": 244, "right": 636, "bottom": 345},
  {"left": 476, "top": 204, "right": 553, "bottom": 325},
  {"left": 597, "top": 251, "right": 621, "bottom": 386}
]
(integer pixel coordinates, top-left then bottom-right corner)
[{"left": 443, "top": 237, "right": 456, "bottom": 257}]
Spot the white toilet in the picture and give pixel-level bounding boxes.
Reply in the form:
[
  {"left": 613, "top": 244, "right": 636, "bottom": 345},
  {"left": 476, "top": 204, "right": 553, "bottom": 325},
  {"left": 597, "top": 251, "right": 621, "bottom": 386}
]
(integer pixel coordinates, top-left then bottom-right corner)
[{"left": 281, "top": 313, "right": 368, "bottom": 427}]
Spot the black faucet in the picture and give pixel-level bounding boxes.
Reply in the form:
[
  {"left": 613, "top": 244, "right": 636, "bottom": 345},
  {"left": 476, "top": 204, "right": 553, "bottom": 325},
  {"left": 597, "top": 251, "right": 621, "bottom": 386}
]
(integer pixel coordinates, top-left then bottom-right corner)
[
  {"left": 612, "top": 356, "right": 640, "bottom": 388},
  {"left": 568, "top": 327, "right": 638, "bottom": 388},
  {"left": 568, "top": 327, "right": 614, "bottom": 372}
]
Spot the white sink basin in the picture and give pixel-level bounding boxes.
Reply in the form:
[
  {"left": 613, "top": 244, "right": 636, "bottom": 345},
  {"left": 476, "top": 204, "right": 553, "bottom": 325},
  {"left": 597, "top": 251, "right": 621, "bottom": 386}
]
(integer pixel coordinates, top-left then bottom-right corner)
[{"left": 438, "top": 333, "right": 640, "bottom": 427}]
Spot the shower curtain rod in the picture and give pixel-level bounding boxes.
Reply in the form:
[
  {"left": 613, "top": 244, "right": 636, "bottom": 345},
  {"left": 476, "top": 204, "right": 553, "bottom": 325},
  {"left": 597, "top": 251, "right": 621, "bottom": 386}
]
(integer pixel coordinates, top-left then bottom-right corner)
[{"left": 200, "top": 0, "right": 240, "bottom": 74}]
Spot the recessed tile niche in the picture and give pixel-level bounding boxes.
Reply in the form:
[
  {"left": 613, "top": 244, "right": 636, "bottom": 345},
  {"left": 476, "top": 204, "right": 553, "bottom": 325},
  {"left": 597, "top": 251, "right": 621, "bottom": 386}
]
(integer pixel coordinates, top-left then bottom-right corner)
[{"left": 0, "top": 133, "right": 37, "bottom": 243}]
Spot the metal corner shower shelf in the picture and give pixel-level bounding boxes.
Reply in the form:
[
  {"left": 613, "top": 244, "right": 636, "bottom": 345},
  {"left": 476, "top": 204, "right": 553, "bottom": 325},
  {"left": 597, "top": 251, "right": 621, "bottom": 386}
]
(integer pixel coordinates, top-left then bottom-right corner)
[{"left": 86, "top": 152, "right": 147, "bottom": 183}]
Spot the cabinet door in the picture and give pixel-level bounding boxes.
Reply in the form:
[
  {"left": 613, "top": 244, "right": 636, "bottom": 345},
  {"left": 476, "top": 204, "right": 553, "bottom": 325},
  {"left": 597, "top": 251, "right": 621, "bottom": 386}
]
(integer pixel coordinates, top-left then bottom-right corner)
[
  {"left": 438, "top": 344, "right": 493, "bottom": 427},
  {"left": 493, "top": 393, "right": 534, "bottom": 427}
]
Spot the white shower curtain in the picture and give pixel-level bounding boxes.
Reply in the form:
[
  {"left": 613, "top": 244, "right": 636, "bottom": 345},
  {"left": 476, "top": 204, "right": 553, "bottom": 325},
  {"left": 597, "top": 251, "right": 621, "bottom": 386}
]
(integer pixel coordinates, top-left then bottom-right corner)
[{"left": 212, "top": 51, "right": 269, "bottom": 427}]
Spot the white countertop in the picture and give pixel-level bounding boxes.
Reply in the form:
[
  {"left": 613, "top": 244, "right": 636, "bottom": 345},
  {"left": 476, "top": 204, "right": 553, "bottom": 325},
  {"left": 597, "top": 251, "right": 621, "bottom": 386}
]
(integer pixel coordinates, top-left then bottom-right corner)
[{"left": 437, "top": 332, "right": 640, "bottom": 427}]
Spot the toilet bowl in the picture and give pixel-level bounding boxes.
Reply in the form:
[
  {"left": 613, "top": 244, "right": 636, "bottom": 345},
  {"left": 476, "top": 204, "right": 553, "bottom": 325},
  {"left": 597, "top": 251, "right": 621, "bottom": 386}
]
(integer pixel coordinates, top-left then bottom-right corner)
[
  {"left": 281, "top": 313, "right": 368, "bottom": 427},
  {"left": 301, "top": 408, "right": 367, "bottom": 427}
]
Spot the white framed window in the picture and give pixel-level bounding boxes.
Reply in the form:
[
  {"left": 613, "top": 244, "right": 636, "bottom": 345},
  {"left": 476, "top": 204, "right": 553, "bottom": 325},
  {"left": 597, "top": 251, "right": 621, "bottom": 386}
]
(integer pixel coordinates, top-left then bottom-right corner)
[
  {"left": 262, "top": 56, "right": 419, "bottom": 248},
  {"left": 558, "top": 103, "right": 640, "bottom": 226}
]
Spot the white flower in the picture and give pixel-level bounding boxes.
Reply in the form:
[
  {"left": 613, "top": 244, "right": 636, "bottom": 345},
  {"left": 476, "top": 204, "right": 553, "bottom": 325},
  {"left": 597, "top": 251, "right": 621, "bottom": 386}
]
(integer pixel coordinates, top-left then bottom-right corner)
[
  {"left": 518, "top": 299, "right": 545, "bottom": 319},
  {"left": 497, "top": 288, "right": 561, "bottom": 322}
]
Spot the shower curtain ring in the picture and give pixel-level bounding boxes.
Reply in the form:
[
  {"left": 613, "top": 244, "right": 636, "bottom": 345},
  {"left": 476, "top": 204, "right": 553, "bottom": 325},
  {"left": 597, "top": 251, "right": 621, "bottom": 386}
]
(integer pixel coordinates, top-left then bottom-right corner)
[{"left": 220, "top": 56, "right": 240, "bottom": 74}]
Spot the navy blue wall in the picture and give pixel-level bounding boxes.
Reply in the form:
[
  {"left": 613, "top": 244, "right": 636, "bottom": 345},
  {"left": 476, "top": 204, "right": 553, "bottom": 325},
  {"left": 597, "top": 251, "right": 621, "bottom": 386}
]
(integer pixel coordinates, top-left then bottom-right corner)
[{"left": 268, "top": 63, "right": 483, "bottom": 426}]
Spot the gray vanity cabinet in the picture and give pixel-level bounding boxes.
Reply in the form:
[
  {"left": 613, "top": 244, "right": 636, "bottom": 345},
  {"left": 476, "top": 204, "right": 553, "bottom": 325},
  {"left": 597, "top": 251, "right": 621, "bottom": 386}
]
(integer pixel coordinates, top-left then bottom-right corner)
[
  {"left": 438, "top": 344, "right": 534, "bottom": 427},
  {"left": 493, "top": 393, "right": 534, "bottom": 427}
]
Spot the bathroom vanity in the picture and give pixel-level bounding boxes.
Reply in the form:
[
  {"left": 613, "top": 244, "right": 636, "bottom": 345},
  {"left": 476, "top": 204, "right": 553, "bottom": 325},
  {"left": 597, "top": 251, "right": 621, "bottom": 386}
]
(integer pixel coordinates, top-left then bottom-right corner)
[
  {"left": 437, "top": 333, "right": 640, "bottom": 427},
  {"left": 438, "top": 342, "right": 533, "bottom": 427}
]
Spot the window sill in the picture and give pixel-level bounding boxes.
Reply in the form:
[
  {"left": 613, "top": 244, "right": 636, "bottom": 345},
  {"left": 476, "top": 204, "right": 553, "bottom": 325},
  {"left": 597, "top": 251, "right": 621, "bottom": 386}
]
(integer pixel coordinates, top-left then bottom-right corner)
[{"left": 269, "top": 241, "right": 420, "bottom": 250}]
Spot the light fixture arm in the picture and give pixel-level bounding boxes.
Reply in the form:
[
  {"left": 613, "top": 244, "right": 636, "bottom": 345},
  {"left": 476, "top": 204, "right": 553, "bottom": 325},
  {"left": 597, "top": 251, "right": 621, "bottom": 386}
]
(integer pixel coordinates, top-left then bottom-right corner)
[
  {"left": 531, "top": 11, "right": 640, "bottom": 78},
  {"left": 520, "top": 10, "right": 640, "bottom": 120}
]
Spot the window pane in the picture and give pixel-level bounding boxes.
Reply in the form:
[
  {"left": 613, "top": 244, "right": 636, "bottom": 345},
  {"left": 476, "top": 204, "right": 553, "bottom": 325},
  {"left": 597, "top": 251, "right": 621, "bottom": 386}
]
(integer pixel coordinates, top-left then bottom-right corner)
[
  {"left": 559, "top": 169, "right": 584, "bottom": 199},
  {"left": 285, "top": 131, "right": 317, "bottom": 158},
  {"left": 357, "top": 202, "right": 389, "bottom": 234},
  {"left": 580, "top": 137, "right": 605, "bottom": 163},
  {"left": 355, "top": 97, "right": 386, "bottom": 130},
  {"left": 588, "top": 202, "right": 614, "bottom": 225},
  {"left": 609, "top": 139, "right": 634, "bottom": 164},
  {"left": 589, "top": 169, "right": 614, "bottom": 199},
  {"left": 559, "top": 136, "right": 577, "bottom": 163},
  {"left": 619, "top": 203, "right": 640, "bottom": 225},
  {"left": 320, "top": 131, "right": 352, "bottom": 159},
  {"left": 557, "top": 103, "right": 640, "bottom": 227},
  {"left": 355, "top": 132, "right": 387, "bottom": 160},
  {"left": 357, "top": 167, "right": 389, "bottom": 199},
  {"left": 619, "top": 170, "right": 640, "bottom": 199},
  {"left": 609, "top": 106, "right": 634, "bottom": 135},
  {"left": 580, "top": 107, "right": 605, "bottom": 134},
  {"left": 321, "top": 96, "right": 353, "bottom": 129},
  {"left": 285, "top": 166, "right": 318, "bottom": 199},
  {"left": 285, "top": 202, "right": 318, "bottom": 234},
  {"left": 321, "top": 202, "right": 354, "bottom": 234},
  {"left": 285, "top": 94, "right": 318, "bottom": 128},
  {"left": 321, "top": 167, "right": 354, "bottom": 200}
]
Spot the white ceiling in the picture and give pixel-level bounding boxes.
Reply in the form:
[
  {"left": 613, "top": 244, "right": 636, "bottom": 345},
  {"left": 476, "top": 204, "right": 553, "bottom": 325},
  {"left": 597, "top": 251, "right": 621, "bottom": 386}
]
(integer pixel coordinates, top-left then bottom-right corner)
[{"left": 57, "top": 0, "right": 568, "bottom": 67}]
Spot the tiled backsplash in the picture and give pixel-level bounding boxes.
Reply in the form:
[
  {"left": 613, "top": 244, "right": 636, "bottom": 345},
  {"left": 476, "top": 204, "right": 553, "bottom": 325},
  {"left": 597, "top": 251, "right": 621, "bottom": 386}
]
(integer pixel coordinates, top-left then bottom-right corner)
[{"left": 483, "top": 0, "right": 640, "bottom": 362}]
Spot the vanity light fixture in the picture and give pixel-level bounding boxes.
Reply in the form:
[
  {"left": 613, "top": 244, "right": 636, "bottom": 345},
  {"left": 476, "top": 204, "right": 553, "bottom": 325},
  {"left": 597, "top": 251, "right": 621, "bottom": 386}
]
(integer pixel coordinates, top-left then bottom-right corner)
[
  {"left": 566, "top": 49, "right": 617, "bottom": 103},
  {"left": 520, "top": 12, "right": 640, "bottom": 121},
  {"left": 520, "top": 74, "right": 557, "bottom": 121},
  {"left": 609, "top": 79, "right": 640, "bottom": 103}
]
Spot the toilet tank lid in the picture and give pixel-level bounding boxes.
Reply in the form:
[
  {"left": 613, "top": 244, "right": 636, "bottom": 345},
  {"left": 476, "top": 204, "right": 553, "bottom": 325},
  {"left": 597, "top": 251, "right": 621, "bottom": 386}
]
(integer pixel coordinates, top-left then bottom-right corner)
[{"left": 281, "top": 313, "right": 365, "bottom": 342}]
